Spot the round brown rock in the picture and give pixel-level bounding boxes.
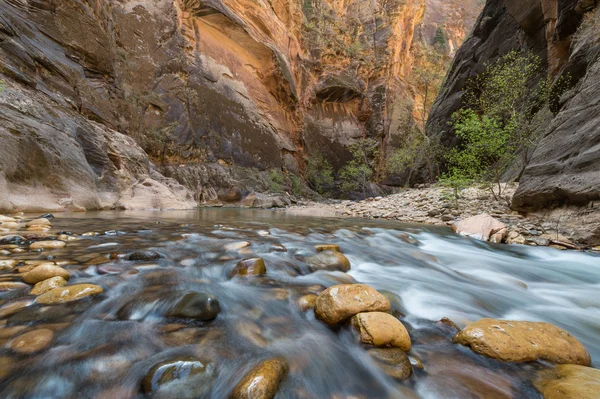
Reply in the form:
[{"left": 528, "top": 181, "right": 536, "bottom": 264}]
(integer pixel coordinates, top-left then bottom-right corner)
[
  {"left": 229, "top": 358, "right": 288, "bottom": 399},
  {"left": 231, "top": 258, "right": 266, "bottom": 277},
  {"left": 29, "top": 276, "right": 68, "bottom": 295},
  {"left": 306, "top": 251, "right": 351, "bottom": 273},
  {"left": 368, "top": 348, "right": 412, "bottom": 381},
  {"left": 351, "top": 312, "right": 411, "bottom": 351},
  {"left": 29, "top": 241, "right": 66, "bottom": 250},
  {"left": 535, "top": 364, "right": 600, "bottom": 399},
  {"left": 23, "top": 265, "right": 71, "bottom": 284},
  {"left": 35, "top": 284, "right": 104, "bottom": 305},
  {"left": 9, "top": 328, "right": 54, "bottom": 354},
  {"left": 315, "top": 244, "right": 341, "bottom": 253},
  {"left": 314, "top": 284, "right": 390, "bottom": 326},
  {"left": 454, "top": 319, "right": 591, "bottom": 365}
]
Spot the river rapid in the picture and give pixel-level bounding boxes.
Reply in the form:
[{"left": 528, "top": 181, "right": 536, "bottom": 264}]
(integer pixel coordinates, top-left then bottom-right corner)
[{"left": 0, "top": 209, "right": 598, "bottom": 398}]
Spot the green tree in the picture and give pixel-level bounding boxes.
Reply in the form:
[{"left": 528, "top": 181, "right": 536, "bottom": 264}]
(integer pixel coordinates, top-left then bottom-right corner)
[
  {"left": 433, "top": 27, "right": 448, "bottom": 54},
  {"left": 339, "top": 138, "right": 379, "bottom": 198},
  {"left": 305, "top": 152, "right": 334, "bottom": 195},
  {"left": 442, "top": 50, "right": 569, "bottom": 200}
]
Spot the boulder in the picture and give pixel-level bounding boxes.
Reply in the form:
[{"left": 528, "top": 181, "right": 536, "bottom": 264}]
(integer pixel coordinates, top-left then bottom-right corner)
[
  {"left": 368, "top": 348, "right": 412, "bottom": 381},
  {"left": 535, "top": 364, "right": 600, "bottom": 399},
  {"left": 351, "top": 312, "right": 411, "bottom": 351},
  {"left": 35, "top": 284, "right": 104, "bottom": 305},
  {"left": 166, "top": 292, "right": 220, "bottom": 320},
  {"left": 142, "top": 357, "right": 214, "bottom": 398},
  {"left": 452, "top": 214, "right": 507, "bottom": 242},
  {"left": 306, "top": 251, "right": 351, "bottom": 273},
  {"left": 454, "top": 319, "right": 591, "bottom": 365},
  {"left": 314, "top": 284, "right": 390, "bottom": 326},
  {"left": 231, "top": 258, "right": 267, "bottom": 277},
  {"left": 29, "top": 276, "right": 68, "bottom": 295},
  {"left": 22, "top": 265, "right": 71, "bottom": 284},
  {"left": 229, "top": 358, "right": 288, "bottom": 399},
  {"left": 9, "top": 328, "right": 54, "bottom": 354}
]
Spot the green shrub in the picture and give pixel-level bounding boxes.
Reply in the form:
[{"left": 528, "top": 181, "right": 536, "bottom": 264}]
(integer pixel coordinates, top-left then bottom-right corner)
[
  {"left": 305, "top": 153, "right": 334, "bottom": 195},
  {"left": 268, "top": 168, "right": 285, "bottom": 193},
  {"left": 339, "top": 138, "right": 379, "bottom": 198}
]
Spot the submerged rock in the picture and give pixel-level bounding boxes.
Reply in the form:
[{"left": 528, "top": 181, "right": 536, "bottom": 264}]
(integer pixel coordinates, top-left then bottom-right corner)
[
  {"left": 535, "top": 364, "right": 600, "bottom": 399},
  {"left": 229, "top": 358, "right": 288, "bottom": 399},
  {"left": 315, "top": 244, "right": 341, "bottom": 253},
  {"left": 368, "top": 348, "right": 412, "bottom": 381},
  {"left": 306, "top": 251, "right": 351, "bottom": 273},
  {"left": 9, "top": 328, "right": 54, "bottom": 354},
  {"left": 452, "top": 214, "right": 507, "bottom": 242},
  {"left": 22, "top": 265, "right": 71, "bottom": 284},
  {"left": 454, "top": 319, "right": 591, "bottom": 365},
  {"left": 314, "top": 284, "right": 390, "bottom": 326},
  {"left": 35, "top": 284, "right": 104, "bottom": 305},
  {"left": 142, "top": 356, "right": 214, "bottom": 398},
  {"left": 351, "top": 312, "right": 411, "bottom": 351},
  {"left": 166, "top": 292, "right": 220, "bottom": 320},
  {"left": 29, "top": 276, "right": 68, "bottom": 295},
  {"left": 127, "top": 250, "right": 163, "bottom": 261},
  {"left": 231, "top": 258, "right": 267, "bottom": 277},
  {"left": 297, "top": 294, "right": 317, "bottom": 312}
]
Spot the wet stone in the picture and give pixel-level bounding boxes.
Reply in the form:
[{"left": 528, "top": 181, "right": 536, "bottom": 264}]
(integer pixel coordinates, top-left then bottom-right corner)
[
  {"left": 0, "top": 260, "right": 17, "bottom": 270},
  {"left": 29, "top": 276, "right": 68, "bottom": 295},
  {"left": 0, "top": 282, "right": 30, "bottom": 292},
  {"left": 351, "top": 312, "right": 411, "bottom": 351},
  {"left": 314, "top": 284, "right": 390, "bottom": 326},
  {"left": 35, "top": 284, "right": 104, "bottom": 305},
  {"left": 306, "top": 251, "right": 351, "bottom": 273},
  {"left": 297, "top": 294, "right": 317, "bottom": 312},
  {"left": 231, "top": 258, "right": 267, "bottom": 277},
  {"left": 23, "top": 265, "right": 71, "bottom": 284},
  {"left": 0, "top": 236, "right": 25, "bottom": 245},
  {"left": 166, "top": 292, "right": 220, "bottom": 320},
  {"left": 229, "top": 358, "right": 288, "bottom": 399},
  {"left": 9, "top": 328, "right": 54, "bottom": 354},
  {"left": 26, "top": 218, "right": 51, "bottom": 227},
  {"left": 126, "top": 250, "right": 163, "bottom": 261},
  {"left": 142, "top": 356, "right": 214, "bottom": 398},
  {"left": 315, "top": 244, "right": 341, "bottom": 253},
  {"left": 29, "top": 241, "right": 66, "bottom": 250},
  {"left": 368, "top": 348, "right": 412, "bottom": 381}
]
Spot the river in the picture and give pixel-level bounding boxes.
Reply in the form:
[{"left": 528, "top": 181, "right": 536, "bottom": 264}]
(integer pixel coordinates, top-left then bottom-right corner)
[{"left": 0, "top": 209, "right": 598, "bottom": 398}]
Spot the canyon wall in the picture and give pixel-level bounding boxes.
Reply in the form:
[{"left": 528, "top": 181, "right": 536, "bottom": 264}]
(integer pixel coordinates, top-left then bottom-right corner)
[
  {"left": 1, "top": 0, "right": 459, "bottom": 210},
  {"left": 427, "top": 0, "right": 600, "bottom": 243}
]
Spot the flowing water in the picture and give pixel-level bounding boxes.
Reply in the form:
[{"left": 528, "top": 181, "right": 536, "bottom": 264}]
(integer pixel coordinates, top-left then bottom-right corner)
[{"left": 0, "top": 209, "right": 599, "bottom": 398}]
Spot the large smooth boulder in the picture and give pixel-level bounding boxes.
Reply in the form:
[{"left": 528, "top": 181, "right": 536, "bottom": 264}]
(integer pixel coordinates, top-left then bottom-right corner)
[
  {"left": 535, "top": 364, "right": 600, "bottom": 399},
  {"left": 314, "top": 284, "right": 390, "bottom": 326},
  {"left": 454, "top": 319, "right": 591, "bottom": 365},
  {"left": 306, "top": 251, "right": 351, "bottom": 273},
  {"left": 229, "top": 358, "right": 288, "bottom": 399},
  {"left": 452, "top": 214, "right": 507, "bottom": 242},
  {"left": 351, "top": 312, "right": 411, "bottom": 351}
]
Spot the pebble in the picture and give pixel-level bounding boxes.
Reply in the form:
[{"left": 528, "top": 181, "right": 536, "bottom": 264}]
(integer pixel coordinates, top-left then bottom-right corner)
[
  {"left": 224, "top": 241, "right": 251, "bottom": 251},
  {"left": 314, "top": 284, "right": 390, "bottom": 326},
  {"left": 22, "top": 265, "right": 71, "bottom": 284},
  {"left": 166, "top": 292, "right": 220, "bottom": 320},
  {"left": 0, "top": 260, "right": 17, "bottom": 270},
  {"left": 26, "top": 218, "right": 51, "bottom": 227},
  {"left": 231, "top": 258, "right": 267, "bottom": 277},
  {"left": 142, "top": 357, "right": 214, "bottom": 397},
  {"left": 9, "top": 328, "right": 54, "bottom": 354},
  {"left": 351, "top": 312, "right": 411, "bottom": 351},
  {"left": 29, "top": 241, "right": 66, "bottom": 250},
  {"left": 35, "top": 284, "right": 104, "bottom": 305},
  {"left": 230, "top": 358, "right": 288, "bottom": 399},
  {"left": 126, "top": 250, "right": 163, "bottom": 261},
  {"left": 29, "top": 276, "right": 68, "bottom": 295}
]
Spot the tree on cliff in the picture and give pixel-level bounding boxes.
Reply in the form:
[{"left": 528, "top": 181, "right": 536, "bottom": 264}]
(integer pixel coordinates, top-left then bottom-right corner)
[
  {"left": 340, "top": 138, "right": 379, "bottom": 198},
  {"left": 442, "top": 51, "right": 569, "bottom": 200}
]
